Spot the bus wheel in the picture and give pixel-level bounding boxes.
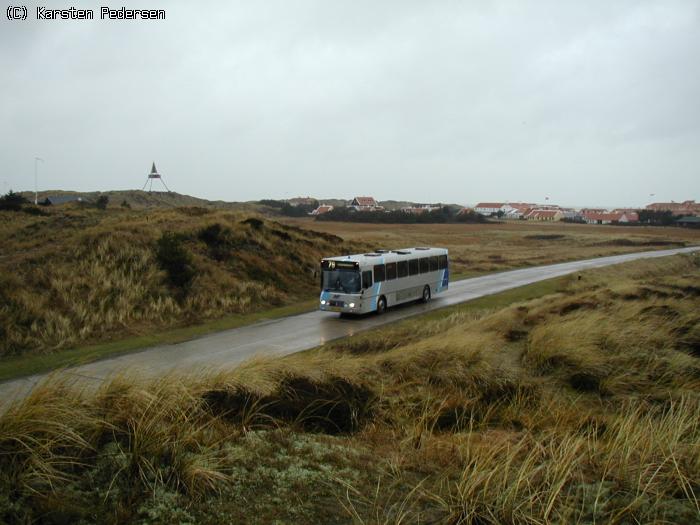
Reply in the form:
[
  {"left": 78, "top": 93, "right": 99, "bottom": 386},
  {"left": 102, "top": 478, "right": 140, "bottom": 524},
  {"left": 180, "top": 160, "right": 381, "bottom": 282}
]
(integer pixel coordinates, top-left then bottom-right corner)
[
  {"left": 376, "top": 296, "right": 387, "bottom": 315},
  {"left": 422, "top": 286, "right": 431, "bottom": 303}
]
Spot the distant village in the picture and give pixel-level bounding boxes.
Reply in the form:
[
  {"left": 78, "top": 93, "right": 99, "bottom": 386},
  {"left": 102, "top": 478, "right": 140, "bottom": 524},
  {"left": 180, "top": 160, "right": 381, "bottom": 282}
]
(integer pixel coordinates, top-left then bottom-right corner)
[
  {"left": 6, "top": 187, "right": 698, "bottom": 228},
  {"left": 301, "top": 197, "right": 700, "bottom": 227}
]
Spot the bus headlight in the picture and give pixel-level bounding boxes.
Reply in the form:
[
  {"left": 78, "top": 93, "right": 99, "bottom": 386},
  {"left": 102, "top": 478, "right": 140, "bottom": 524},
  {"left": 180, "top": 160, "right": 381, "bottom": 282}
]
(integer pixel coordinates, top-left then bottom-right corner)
[
  {"left": 320, "top": 300, "right": 326, "bottom": 305},
  {"left": 349, "top": 302, "right": 355, "bottom": 308}
]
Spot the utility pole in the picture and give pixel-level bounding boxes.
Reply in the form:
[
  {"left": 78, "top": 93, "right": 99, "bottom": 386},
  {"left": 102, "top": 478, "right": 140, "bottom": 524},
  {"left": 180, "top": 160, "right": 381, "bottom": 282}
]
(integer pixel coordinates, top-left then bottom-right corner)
[{"left": 34, "top": 157, "right": 44, "bottom": 204}]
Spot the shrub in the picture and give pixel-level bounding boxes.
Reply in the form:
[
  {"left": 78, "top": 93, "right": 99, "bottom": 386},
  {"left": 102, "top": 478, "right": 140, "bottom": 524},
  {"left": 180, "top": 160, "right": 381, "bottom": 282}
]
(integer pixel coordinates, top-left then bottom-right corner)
[
  {"left": 280, "top": 201, "right": 318, "bottom": 217},
  {"left": 317, "top": 206, "right": 473, "bottom": 224},
  {"left": 198, "top": 223, "right": 233, "bottom": 260},
  {"left": 0, "top": 190, "right": 28, "bottom": 211},
  {"left": 258, "top": 199, "right": 319, "bottom": 216},
  {"left": 637, "top": 209, "right": 679, "bottom": 226},
  {"left": 95, "top": 195, "right": 109, "bottom": 210},
  {"left": 241, "top": 217, "right": 264, "bottom": 229},
  {"left": 21, "top": 206, "right": 48, "bottom": 216},
  {"left": 258, "top": 199, "right": 284, "bottom": 208},
  {"left": 155, "top": 232, "right": 195, "bottom": 291},
  {"left": 454, "top": 209, "right": 487, "bottom": 223}
]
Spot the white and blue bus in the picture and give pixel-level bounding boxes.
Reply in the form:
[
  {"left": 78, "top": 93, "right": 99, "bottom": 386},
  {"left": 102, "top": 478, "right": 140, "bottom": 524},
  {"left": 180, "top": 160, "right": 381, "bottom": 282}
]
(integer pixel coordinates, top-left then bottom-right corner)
[{"left": 319, "top": 247, "right": 449, "bottom": 315}]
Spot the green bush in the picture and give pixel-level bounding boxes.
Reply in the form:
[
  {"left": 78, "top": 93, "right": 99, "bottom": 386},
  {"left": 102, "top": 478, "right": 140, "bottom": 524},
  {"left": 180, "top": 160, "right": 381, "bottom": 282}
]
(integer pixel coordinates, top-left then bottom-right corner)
[
  {"left": 198, "top": 223, "right": 233, "bottom": 261},
  {"left": 95, "top": 195, "right": 109, "bottom": 210},
  {"left": 0, "top": 190, "right": 28, "bottom": 211},
  {"left": 21, "top": 206, "right": 48, "bottom": 216},
  {"left": 241, "top": 217, "right": 264, "bottom": 229},
  {"left": 155, "top": 232, "right": 195, "bottom": 291}
]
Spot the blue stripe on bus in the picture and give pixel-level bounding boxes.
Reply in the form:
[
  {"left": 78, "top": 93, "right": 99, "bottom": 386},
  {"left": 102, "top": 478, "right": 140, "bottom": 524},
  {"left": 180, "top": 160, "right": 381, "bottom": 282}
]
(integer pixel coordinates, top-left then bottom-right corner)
[
  {"left": 371, "top": 256, "right": 384, "bottom": 311},
  {"left": 435, "top": 265, "right": 449, "bottom": 293}
]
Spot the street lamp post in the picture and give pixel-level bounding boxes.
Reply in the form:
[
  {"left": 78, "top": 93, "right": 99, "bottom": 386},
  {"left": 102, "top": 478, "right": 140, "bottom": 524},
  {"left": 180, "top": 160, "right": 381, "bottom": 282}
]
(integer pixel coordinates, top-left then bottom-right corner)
[{"left": 34, "top": 157, "right": 43, "bottom": 205}]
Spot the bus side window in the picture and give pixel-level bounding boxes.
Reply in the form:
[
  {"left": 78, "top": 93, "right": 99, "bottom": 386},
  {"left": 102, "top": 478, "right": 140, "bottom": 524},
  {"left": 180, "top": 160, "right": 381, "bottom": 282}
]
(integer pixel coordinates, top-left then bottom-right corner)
[
  {"left": 419, "top": 258, "right": 429, "bottom": 274},
  {"left": 397, "top": 260, "right": 408, "bottom": 278},
  {"left": 362, "top": 270, "right": 373, "bottom": 289},
  {"left": 438, "top": 255, "right": 448, "bottom": 270},
  {"left": 409, "top": 258, "right": 419, "bottom": 276},
  {"left": 429, "top": 256, "right": 438, "bottom": 271},
  {"left": 386, "top": 262, "right": 397, "bottom": 280},
  {"left": 374, "top": 264, "right": 386, "bottom": 282}
]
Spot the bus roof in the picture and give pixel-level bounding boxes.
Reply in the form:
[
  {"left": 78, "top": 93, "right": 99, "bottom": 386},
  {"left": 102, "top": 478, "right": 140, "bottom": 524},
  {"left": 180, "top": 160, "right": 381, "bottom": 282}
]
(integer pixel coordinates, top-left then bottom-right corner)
[{"left": 323, "top": 247, "right": 448, "bottom": 266}]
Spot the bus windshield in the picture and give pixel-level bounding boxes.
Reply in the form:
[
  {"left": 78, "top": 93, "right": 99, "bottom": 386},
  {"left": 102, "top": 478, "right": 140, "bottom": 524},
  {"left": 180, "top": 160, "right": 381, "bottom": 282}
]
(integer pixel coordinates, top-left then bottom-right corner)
[{"left": 322, "top": 269, "right": 361, "bottom": 294}]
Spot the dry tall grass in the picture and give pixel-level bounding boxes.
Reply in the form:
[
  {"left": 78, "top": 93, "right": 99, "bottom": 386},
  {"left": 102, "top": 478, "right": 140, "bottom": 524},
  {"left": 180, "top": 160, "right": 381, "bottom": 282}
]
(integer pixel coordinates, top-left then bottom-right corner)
[
  {"left": 0, "top": 206, "right": 363, "bottom": 358},
  {"left": 1, "top": 254, "right": 698, "bottom": 523},
  {"left": 283, "top": 217, "right": 700, "bottom": 277}
]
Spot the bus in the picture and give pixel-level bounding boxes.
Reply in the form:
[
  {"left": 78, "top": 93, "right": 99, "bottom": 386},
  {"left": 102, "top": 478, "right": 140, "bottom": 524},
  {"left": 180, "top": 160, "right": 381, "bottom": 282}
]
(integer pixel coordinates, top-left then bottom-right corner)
[{"left": 319, "top": 247, "right": 449, "bottom": 315}]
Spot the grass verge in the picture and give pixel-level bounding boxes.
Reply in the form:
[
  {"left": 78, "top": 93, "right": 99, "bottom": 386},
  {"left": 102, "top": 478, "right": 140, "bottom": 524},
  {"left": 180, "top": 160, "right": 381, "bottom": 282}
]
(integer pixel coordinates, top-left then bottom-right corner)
[{"left": 0, "top": 299, "right": 317, "bottom": 382}]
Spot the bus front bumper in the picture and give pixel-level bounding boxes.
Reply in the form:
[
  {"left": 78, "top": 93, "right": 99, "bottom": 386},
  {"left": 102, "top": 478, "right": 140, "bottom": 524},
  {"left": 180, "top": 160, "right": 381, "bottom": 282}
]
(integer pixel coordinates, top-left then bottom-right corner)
[{"left": 319, "top": 300, "right": 363, "bottom": 314}]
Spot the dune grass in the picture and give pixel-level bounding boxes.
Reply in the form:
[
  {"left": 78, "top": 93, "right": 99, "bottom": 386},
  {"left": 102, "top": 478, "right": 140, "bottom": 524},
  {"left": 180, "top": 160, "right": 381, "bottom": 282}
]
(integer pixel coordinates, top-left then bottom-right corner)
[
  {"left": 0, "top": 299, "right": 318, "bottom": 382},
  {"left": 0, "top": 206, "right": 365, "bottom": 361},
  {"left": 1, "top": 254, "right": 698, "bottom": 523}
]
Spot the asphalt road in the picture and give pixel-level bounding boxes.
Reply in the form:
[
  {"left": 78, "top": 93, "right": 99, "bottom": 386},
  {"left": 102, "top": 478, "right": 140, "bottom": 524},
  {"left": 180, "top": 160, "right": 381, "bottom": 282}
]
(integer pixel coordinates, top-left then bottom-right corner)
[{"left": 1, "top": 246, "right": 698, "bottom": 408}]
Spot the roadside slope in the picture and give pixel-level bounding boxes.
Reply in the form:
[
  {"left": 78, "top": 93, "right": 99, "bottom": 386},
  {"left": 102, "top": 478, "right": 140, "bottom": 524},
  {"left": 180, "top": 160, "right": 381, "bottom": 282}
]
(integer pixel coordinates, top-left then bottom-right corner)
[{"left": 0, "top": 207, "right": 361, "bottom": 359}]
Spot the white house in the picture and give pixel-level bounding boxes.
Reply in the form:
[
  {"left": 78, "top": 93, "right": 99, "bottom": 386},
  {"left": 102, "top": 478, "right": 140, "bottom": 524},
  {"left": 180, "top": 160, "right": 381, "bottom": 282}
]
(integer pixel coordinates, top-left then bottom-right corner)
[
  {"left": 474, "top": 202, "right": 505, "bottom": 215},
  {"left": 501, "top": 203, "right": 535, "bottom": 219}
]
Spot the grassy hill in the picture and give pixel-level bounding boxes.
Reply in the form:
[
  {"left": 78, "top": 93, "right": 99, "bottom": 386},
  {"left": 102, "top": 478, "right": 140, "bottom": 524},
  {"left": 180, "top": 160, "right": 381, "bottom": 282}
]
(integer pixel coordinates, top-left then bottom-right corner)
[
  {"left": 0, "top": 254, "right": 698, "bottom": 523},
  {"left": 0, "top": 205, "right": 363, "bottom": 359},
  {"left": 18, "top": 191, "right": 463, "bottom": 214},
  {"left": 18, "top": 189, "right": 265, "bottom": 212}
]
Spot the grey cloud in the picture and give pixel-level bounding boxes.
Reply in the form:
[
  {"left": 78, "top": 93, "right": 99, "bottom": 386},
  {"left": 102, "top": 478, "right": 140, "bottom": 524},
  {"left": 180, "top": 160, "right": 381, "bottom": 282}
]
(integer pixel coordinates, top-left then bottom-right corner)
[{"left": 1, "top": 0, "right": 698, "bottom": 206}]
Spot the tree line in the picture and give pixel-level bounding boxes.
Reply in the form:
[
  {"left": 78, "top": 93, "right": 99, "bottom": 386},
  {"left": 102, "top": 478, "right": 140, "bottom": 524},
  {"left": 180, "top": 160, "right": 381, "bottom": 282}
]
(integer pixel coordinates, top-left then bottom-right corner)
[{"left": 316, "top": 206, "right": 487, "bottom": 224}]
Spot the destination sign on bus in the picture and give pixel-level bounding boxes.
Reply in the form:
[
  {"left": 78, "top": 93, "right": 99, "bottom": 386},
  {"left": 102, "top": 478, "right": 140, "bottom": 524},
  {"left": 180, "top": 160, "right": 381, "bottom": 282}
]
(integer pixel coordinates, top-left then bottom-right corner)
[{"left": 321, "top": 260, "right": 358, "bottom": 270}]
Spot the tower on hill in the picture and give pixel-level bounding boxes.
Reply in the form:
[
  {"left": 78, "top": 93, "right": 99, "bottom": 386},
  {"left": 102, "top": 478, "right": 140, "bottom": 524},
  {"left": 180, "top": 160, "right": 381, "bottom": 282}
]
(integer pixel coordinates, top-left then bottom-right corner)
[{"left": 142, "top": 162, "right": 171, "bottom": 192}]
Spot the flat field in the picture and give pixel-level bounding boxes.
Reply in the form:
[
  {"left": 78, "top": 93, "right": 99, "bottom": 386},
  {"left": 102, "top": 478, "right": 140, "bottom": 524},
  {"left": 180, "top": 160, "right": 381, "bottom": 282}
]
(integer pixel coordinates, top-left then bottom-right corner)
[{"left": 283, "top": 217, "right": 700, "bottom": 277}]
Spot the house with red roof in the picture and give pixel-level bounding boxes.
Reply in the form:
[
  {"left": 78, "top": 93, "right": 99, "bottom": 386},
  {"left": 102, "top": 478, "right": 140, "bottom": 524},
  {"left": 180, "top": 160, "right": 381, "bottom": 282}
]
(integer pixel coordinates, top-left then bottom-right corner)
[
  {"left": 525, "top": 209, "right": 564, "bottom": 221},
  {"left": 502, "top": 202, "right": 536, "bottom": 219},
  {"left": 349, "top": 196, "right": 383, "bottom": 212},
  {"left": 581, "top": 211, "right": 638, "bottom": 225},
  {"left": 646, "top": 200, "right": 699, "bottom": 216},
  {"left": 309, "top": 204, "right": 334, "bottom": 216}
]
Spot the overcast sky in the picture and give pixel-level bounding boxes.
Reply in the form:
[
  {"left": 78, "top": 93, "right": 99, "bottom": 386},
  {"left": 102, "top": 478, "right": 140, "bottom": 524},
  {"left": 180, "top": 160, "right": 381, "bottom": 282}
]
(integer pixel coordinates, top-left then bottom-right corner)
[{"left": 1, "top": 1, "right": 699, "bottom": 207}]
